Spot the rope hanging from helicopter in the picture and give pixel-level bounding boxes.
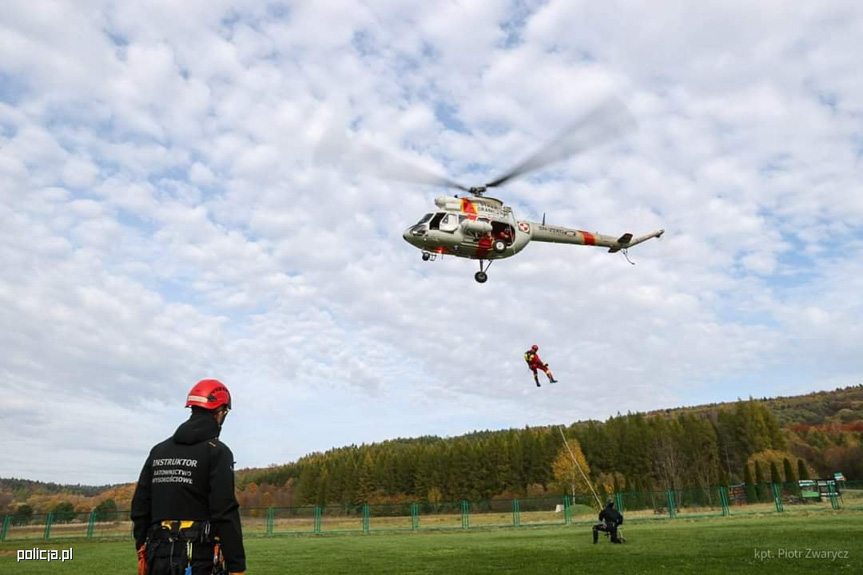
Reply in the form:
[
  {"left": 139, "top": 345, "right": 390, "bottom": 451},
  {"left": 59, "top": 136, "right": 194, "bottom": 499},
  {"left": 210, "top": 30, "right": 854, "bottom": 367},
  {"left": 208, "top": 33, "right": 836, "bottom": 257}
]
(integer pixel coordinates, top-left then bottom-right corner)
[{"left": 557, "top": 425, "right": 604, "bottom": 509}]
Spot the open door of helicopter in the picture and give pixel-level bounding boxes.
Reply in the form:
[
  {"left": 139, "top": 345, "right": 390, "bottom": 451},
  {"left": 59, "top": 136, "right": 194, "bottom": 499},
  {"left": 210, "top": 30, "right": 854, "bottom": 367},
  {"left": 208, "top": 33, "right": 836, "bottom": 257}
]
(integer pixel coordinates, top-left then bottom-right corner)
[{"left": 491, "top": 221, "right": 515, "bottom": 247}]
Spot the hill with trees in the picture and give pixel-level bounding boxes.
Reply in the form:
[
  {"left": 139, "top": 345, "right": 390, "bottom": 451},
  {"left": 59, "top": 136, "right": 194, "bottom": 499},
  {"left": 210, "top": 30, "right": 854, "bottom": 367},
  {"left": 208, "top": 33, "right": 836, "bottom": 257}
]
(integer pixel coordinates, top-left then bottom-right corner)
[
  {"left": 2, "top": 384, "right": 860, "bottom": 514},
  {"left": 232, "top": 385, "right": 862, "bottom": 509}
]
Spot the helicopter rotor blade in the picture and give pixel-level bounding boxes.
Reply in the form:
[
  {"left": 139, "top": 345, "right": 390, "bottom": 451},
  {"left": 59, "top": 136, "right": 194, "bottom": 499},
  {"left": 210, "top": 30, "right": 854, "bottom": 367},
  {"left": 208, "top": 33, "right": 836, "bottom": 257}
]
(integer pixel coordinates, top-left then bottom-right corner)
[
  {"left": 377, "top": 157, "right": 472, "bottom": 192},
  {"left": 313, "top": 126, "right": 471, "bottom": 192},
  {"left": 485, "top": 97, "right": 636, "bottom": 189}
]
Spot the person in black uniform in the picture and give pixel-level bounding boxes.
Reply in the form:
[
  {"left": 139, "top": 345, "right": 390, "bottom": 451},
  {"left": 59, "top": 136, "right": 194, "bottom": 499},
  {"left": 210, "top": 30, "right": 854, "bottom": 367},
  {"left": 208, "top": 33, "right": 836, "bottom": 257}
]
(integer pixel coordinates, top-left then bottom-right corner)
[
  {"left": 593, "top": 499, "right": 624, "bottom": 544},
  {"left": 131, "top": 379, "right": 246, "bottom": 575}
]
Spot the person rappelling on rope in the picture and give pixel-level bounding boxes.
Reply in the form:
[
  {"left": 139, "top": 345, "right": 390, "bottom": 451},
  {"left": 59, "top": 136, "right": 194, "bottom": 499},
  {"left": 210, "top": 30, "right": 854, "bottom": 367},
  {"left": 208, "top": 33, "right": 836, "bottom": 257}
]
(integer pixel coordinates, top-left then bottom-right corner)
[{"left": 524, "top": 345, "right": 557, "bottom": 387}]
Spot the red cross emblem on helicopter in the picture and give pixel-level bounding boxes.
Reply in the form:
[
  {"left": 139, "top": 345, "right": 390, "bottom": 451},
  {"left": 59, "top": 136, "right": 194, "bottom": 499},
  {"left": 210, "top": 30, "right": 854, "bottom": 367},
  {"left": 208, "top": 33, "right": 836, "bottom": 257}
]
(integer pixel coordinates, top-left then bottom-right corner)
[{"left": 518, "top": 221, "right": 530, "bottom": 233}]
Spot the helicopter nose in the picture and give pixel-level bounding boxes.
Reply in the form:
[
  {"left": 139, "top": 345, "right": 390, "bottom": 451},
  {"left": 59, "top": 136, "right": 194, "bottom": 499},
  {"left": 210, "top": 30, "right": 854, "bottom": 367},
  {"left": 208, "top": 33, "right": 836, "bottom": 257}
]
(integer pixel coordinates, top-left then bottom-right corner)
[{"left": 403, "top": 228, "right": 413, "bottom": 244}]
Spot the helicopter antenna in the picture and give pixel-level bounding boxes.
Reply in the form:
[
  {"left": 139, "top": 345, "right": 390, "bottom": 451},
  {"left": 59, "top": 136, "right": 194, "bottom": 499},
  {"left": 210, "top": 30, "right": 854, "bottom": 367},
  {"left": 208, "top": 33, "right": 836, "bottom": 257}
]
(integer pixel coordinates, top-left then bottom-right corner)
[{"left": 542, "top": 213, "right": 546, "bottom": 225}]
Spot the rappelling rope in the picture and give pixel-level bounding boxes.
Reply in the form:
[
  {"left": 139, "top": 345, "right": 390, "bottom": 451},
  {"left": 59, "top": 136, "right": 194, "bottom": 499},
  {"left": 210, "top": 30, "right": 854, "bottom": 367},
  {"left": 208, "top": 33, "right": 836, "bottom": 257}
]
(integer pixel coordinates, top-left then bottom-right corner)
[{"left": 557, "top": 424, "right": 603, "bottom": 509}]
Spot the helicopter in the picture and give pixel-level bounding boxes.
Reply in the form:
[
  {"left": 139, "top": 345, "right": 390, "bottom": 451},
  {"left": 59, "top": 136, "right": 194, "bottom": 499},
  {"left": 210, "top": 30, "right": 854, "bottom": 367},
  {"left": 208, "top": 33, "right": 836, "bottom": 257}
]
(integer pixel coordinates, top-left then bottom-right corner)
[
  {"left": 403, "top": 189, "right": 664, "bottom": 283},
  {"left": 399, "top": 100, "right": 665, "bottom": 283}
]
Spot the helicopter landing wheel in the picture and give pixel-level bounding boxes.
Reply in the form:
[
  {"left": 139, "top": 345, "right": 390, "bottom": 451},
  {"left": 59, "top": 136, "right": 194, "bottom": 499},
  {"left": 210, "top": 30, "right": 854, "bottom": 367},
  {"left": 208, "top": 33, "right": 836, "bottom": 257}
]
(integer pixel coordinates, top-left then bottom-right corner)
[
  {"left": 492, "top": 240, "right": 507, "bottom": 253},
  {"left": 422, "top": 252, "right": 431, "bottom": 261},
  {"left": 475, "top": 259, "right": 491, "bottom": 283}
]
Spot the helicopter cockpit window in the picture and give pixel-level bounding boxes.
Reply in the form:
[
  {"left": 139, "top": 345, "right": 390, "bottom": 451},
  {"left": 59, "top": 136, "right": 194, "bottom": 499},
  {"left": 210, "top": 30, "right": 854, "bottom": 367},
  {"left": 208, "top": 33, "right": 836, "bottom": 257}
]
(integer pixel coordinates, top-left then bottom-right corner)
[
  {"left": 416, "top": 213, "right": 433, "bottom": 226},
  {"left": 429, "top": 212, "right": 445, "bottom": 230}
]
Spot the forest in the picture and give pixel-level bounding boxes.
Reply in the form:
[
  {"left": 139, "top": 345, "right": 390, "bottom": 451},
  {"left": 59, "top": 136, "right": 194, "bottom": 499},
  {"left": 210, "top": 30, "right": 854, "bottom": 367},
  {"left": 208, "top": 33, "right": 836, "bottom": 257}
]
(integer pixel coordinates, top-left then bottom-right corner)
[
  {"left": 2, "top": 385, "right": 861, "bottom": 514},
  {"left": 225, "top": 385, "right": 863, "bottom": 508}
]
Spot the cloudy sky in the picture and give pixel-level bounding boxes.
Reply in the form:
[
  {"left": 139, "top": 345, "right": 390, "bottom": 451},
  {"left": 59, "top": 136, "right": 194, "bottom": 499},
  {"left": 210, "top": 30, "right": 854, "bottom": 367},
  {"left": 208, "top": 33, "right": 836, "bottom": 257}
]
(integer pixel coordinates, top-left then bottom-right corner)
[{"left": 2, "top": 1, "right": 861, "bottom": 485}]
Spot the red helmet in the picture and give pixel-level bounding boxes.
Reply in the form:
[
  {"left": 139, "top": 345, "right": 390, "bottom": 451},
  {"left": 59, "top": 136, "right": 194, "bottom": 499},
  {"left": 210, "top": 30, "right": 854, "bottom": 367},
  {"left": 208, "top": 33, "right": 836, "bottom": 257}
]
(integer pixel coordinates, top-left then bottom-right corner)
[
  {"left": 531, "top": 345, "right": 539, "bottom": 351},
  {"left": 185, "top": 379, "right": 232, "bottom": 410}
]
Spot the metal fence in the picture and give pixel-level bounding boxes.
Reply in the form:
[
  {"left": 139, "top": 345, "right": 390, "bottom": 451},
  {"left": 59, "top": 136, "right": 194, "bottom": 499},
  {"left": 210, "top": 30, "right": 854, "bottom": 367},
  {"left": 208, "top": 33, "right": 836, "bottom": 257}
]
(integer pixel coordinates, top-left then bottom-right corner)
[{"left": 2, "top": 480, "right": 860, "bottom": 542}]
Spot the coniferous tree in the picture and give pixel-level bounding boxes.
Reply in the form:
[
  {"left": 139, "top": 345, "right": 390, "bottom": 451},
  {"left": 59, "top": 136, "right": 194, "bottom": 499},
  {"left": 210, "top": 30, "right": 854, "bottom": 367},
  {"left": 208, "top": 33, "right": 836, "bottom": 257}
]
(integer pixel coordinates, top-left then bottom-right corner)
[
  {"left": 93, "top": 498, "right": 118, "bottom": 521},
  {"left": 51, "top": 501, "right": 76, "bottom": 524},
  {"left": 755, "top": 461, "right": 767, "bottom": 502},
  {"left": 797, "top": 459, "right": 811, "bottom": 481},
  {"left": 769, "top": 461, "right": 782, "bottom": 486},
  {"left": 743, "top": 464, "right": 756, "bottom": 503},
  {"left": 12, "top": 504, "right": 33, "bottom": 526},
  {"left": 356, "top": 453, "right": 376, "bottom": 505},
  {"left": 783, "top": 458, "right": 797, "bottom": 487}
]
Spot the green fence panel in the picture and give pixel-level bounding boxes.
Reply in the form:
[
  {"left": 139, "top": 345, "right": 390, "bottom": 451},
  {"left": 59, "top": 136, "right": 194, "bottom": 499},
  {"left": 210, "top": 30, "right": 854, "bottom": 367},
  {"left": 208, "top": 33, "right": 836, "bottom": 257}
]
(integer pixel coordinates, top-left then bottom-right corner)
[
  {"left": 4, "top": 480, "right": 858, "bottom": 543},
  {"left": 614, "top": 492, "right": 624, "bottom": 513}
]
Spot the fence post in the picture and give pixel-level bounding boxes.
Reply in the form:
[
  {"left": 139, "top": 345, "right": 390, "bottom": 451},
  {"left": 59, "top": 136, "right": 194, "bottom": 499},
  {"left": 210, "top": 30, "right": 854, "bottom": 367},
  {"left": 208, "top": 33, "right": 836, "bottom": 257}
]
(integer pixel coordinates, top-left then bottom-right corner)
[
  {"left": 512, "top": 498, "right": 520, "bottom": 527},
  {"left": 1, "top": 515, "right": 9, "bottom": 542},
  {"left": 665, "top": 490, "right": 677, "bottom": 518},
  {"left": 362, "top": 505, "right": 370, "bottom": 534},
  {"left": 718, "top": 487, "right": 730, "bottom": 516},
  {"left": 460, "top": 501, "right": 470, "bottom": 529},
  {"left": 87, "top": 510, "right": 97, "bottom": 538},
  {"left": 313, "top": 506, "right": 322, "bottom": 534},
  {"left": 43, "top": 512, "right": 54, "bottom": 539},
  {"left": 267, "top": 507, "right": 274, "bottom": 536},
  {"left": 411, "top": 503, "right": 419, "bottom": 531},
  {"left": 771, "top": 483, "right": 784, "bottom": 512},
  {"left": 563, "top": 496, "right": 571, "bottom": 525},
  {"left": 827, "top": 484, "right": 841, "bottom": 510}
]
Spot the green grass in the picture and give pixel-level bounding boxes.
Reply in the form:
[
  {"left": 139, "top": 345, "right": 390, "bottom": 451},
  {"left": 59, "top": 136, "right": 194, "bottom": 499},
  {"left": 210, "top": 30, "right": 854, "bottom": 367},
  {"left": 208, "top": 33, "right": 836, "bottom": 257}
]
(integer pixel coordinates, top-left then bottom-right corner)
[{"left": 2, "top": 511, "right": 861, "bottom": 574}]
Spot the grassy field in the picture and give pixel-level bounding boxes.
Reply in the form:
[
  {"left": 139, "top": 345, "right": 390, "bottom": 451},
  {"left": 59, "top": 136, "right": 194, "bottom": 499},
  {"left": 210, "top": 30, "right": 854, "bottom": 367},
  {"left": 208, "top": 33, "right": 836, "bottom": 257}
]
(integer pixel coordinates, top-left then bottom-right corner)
[{"left": 1, "top": 511, "right": 860, "bottom": 574}]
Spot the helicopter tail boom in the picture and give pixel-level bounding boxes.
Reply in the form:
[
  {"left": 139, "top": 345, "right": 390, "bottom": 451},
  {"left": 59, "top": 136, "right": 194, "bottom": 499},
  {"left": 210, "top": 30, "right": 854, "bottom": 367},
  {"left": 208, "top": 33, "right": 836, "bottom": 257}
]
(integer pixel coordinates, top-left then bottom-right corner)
[{"left": 528, "top": 222, "right": 664, "bottom": 252}]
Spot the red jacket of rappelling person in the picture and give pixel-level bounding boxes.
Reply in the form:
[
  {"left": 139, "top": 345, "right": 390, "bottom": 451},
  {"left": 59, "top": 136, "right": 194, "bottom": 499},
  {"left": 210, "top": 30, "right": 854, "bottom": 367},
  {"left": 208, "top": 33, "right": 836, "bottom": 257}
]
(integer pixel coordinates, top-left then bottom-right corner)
[{"left": 524, "top": 345, "right": 557, "bottom": 387}]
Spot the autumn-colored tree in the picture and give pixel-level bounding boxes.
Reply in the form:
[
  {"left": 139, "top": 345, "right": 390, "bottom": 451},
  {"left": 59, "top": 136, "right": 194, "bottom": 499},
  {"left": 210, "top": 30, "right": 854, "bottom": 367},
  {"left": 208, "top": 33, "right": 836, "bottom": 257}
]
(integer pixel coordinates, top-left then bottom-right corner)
[
  {"left": 551, "top": 438, "right": 593, "bottom": 501},
  {"left": 0, "top": 489, "right": 13, "bottom": 514}
]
